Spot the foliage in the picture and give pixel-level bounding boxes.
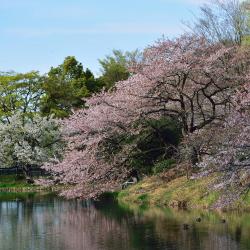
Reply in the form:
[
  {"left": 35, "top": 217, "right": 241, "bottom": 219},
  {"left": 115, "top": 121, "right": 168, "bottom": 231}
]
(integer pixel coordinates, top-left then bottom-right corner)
[
  {"left": 42, "top": 35, "right": 250, "bottom": 199},
  {"left": 100, "top": 117, "right": 181, "bottom": 175},
  {"left": 152, "top": 159, "right": 176, "bottom": 174},
  {"left": 0, "top": 113, "right": 64, "bottom": 172},
  {"left": 0, "top": 71, "right": 43, "bottom": 122},
  {"left": 40, "top": 56, "right": 104, "bottom": 118},
  {"left": 98, "top": 49, "right": 141, "bottom": 88},
  {"left": 128, "top": 118, "right": 181, "bottom": 174}
]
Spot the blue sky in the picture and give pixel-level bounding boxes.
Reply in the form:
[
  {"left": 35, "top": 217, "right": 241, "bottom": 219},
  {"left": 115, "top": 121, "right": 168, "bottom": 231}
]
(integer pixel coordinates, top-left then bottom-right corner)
[{"left": 0, "top": 0, "right": 205, "bottom": 75}]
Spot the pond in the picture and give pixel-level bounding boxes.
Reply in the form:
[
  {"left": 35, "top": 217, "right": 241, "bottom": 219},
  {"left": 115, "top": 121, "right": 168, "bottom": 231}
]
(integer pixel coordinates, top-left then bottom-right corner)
[{"left": 0, "top": 192, "right": 249, "bottom": 250}]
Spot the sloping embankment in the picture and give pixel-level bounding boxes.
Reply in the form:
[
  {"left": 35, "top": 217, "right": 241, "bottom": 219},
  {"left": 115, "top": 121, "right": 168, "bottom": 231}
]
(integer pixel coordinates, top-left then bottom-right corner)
[{"left": 117, "top": 174, "right": 250, "bottom": 211}]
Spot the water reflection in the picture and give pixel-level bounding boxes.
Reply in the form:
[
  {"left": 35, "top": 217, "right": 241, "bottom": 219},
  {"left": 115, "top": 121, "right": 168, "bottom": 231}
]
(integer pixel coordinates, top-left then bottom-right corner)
[{"left": 0, "top": 193, "right": 249, "bottom": 250}]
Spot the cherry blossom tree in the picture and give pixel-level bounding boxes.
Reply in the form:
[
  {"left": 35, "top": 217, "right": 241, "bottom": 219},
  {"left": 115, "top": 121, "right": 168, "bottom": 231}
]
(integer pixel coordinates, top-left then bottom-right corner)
[
  {"left": 193, "top": 79, "right": 250, "bottom": 177},
  {"left": 43, "top": 35, "right": 250, "bottom": 198},
  {"left": 183, "top": 78, "right": 250, "bottom": 208}
]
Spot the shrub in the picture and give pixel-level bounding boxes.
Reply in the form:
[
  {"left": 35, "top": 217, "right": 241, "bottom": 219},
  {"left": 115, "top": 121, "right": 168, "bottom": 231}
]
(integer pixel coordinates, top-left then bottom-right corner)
[{"left": 153, "top": 159, "right": 176, "bottom": 174}]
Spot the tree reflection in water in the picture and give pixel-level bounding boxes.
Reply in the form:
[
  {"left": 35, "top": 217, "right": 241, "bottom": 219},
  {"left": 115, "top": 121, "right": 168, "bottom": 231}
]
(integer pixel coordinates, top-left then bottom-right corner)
[{"left": 0, "top": 194, "right": 249, "bottom": 250}]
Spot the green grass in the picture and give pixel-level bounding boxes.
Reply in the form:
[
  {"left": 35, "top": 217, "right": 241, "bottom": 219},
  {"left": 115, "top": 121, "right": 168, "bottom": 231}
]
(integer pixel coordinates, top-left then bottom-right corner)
[
  {"left": 232, "top": 189, "right": 250, "bottom": 211},
  {"left": 242, "top": 35, "right": 250, "bottom": 46},
  {"left": 0, "top": 175, "right": 74, "bottom": 193},
  {"left": 0, "top": 175, "right": 34, "bottom": 188},
  {"left": 243, "top": 190, "right": 250, "bottom": 204}
]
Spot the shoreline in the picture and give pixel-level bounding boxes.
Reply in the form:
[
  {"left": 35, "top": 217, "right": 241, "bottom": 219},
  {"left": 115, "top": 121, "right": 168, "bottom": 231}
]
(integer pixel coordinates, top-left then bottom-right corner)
[
  {"left": 117, "top": 174, "right": 250, "bottom": 212},
  {"left": 0, "top": 186, "right": 64, "bottom": 193},
  {"left": 0, "top": 175, "right": 68, "bottom": 193},
  {"left": 1, "top": 174, "right": 250, "bottom": 212}
]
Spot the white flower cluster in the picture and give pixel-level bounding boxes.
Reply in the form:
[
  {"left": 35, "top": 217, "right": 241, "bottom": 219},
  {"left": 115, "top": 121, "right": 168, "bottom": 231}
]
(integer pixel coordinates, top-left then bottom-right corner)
[{"left": 0, "top": 113, "right": 64, "bottom": 169}]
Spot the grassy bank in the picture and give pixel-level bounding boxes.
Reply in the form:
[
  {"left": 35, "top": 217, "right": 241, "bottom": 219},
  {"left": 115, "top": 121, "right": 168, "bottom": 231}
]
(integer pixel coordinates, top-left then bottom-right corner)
[
  {"left": 0, "top": 175, "right": 64, "bottom": 193},
  {"left": 117, "top": 174, "right": 250, "bottom": 211},
  {"left": 0, "top": 175, "right": 33, "bottom": 188}
]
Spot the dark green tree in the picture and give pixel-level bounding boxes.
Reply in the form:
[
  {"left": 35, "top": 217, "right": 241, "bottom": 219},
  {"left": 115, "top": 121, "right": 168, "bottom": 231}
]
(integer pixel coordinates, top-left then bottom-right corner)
[
  {"left": 40, "top": 56, "right": 103, "bottom": 118},
  {"left": 98, "top": 49, "right": 141, "bottom": 88}
]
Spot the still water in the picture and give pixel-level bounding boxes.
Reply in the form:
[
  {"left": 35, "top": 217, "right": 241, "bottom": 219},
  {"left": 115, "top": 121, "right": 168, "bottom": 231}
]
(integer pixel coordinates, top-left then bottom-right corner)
[{"left": 0, "top": 193, "right": 249, "bottom": 250}]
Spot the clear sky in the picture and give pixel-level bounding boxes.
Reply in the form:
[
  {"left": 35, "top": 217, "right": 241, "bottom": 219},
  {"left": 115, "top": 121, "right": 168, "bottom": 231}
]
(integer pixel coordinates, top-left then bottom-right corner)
[{"left": 0, "top": 0, "right": 206, "bottom": 75}]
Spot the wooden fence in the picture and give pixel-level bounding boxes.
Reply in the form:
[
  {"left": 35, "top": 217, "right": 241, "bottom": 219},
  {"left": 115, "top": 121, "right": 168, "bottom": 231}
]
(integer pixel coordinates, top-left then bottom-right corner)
[{"left": 0, "top": 166, "right": 47, "bottom": 176}]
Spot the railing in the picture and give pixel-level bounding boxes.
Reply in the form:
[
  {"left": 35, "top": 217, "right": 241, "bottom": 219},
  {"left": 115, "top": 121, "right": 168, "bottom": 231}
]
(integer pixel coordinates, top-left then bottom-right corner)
[{"left": 0, "top": 166, "right": 47, "bottom": 176}]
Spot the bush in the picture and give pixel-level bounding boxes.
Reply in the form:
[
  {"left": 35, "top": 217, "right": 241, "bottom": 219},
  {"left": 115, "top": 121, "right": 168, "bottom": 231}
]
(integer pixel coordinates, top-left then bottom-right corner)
[{"left": 153, "top": 159, "right": 176, "bottom": 174}]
